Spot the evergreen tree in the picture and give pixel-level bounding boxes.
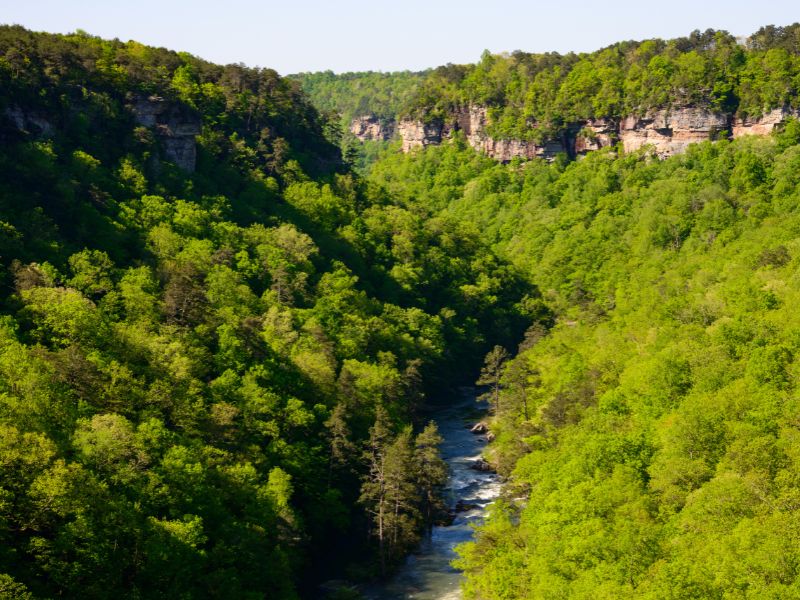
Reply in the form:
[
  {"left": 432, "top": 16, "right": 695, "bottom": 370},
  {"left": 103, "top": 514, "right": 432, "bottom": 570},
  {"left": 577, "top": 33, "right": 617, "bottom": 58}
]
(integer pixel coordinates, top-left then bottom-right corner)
[
  {"left": 414, "top": 422, "right": 449, "bottom": 530},
  {"left": 476, "top": 345, "right": 509, "bottom": 414}
]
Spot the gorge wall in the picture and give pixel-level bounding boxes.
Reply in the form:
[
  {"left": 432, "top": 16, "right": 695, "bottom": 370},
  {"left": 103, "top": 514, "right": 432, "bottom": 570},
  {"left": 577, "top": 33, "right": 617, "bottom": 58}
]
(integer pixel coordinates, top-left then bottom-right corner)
[
  {"left": 351, "top": 105, "right": 800, "bottom": 162},
  {"left": 130, "top": 95, "right": 202, "bottom": 171},
  {"left": 349, "top": 114, "right": 395, "bottom": 141},
  {"left": 2, "top": 95, "right": 202, "bottom": 172}
]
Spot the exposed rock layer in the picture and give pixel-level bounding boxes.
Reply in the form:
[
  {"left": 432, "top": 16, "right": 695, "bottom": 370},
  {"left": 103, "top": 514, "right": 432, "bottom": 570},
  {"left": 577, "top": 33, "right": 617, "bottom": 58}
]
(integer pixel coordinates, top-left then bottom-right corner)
[
  {"left": 3, "top": 106, "right": 54, "bottom": 137},
  {"left": 732, "top": 107, "right": 800, "bottom": 138},
  {"left": 349, "top": 115, "right": 394, "bottom": 141},
  {"left": 619, "top": 108, "right": 729, "bottom": 157},
  {"left": 129, "top": 95, "right": 202, "bottom": 171},
  {"left": 3, "top": 97, "right": 202, "bottom": 171},
  {"left": 574, "top": 118, "right": 618, "bottom": 155},
  {"left": 382, "top": 105, "right": 800, "bottom": 162}
]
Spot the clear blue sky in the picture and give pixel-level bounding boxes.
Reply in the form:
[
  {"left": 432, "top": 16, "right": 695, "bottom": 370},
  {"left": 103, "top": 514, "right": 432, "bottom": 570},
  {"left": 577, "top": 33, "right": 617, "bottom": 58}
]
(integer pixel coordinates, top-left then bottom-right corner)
[{"left": 3, "top": 0, "right": 800, "bottom": 74}]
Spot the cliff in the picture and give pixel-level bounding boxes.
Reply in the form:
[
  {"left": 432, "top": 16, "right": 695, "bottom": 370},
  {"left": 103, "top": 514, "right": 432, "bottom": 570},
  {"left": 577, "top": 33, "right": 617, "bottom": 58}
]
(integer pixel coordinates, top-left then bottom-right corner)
[
  {"left": 3, "top": 95, "right": 202, "bottom": 172},
  {"left": 350, "top": 114, "right": 394, "bottom": 141},
  {"left": 732, "top": 107, "right": 800, "bottom": 137},
  {"left": 375, "top": 104, "right": 800, "bottom": 163},
  {"left": 129, "top": 95, "right": 202, "bottom": 171},
  {"left": 3, "top": 105, "right": 54, "bottom": 138},
  {"left": 397, "top": 106, "right": 566, "bottom": 160},
  {"left": 619, "top": 108, "right": 728, "bottom": 157}
]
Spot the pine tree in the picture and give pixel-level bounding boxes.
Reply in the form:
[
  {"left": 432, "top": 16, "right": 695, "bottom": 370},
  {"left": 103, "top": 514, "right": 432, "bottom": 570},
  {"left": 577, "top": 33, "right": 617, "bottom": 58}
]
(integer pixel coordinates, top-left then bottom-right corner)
[
  {"left": 359, "top": 406, "right": 393, "bottom": 574},
  {"left": 477, "top": 345, "right": 509, "bottom": 414},
  {"left": 414, "top": 421, "right": 448, "bottom": 531},
  {"left": 383, "top": 428, "right": 419, "bottom": 559},
  {"left": 325, "top": 402, "right": 355, "bottom": 483}
]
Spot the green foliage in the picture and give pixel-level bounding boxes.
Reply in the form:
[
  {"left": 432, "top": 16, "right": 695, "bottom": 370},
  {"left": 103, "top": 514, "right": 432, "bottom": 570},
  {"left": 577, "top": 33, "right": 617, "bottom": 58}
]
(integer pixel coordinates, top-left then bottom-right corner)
[
  {"left": 397, "top": 118, "right": 800, "bottom": 597},
  {"left": 305, "top": 25, "right": 800, "bottom": 147},
  {"left": 0, "top": 26, "right": 534, "bottom": 599},
  {"left": 292, "top": 70, "right": 425, "bottom": 124}
]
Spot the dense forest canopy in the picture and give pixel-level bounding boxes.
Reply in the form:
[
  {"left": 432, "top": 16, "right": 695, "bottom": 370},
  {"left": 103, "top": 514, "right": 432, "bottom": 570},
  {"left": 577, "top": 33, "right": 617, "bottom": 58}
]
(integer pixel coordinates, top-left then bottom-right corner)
[
  {"left": 291, "top": 70, "right": 426, "bottom": 125},
  {"left": 449, "top": 124, "right": 800, "bottom": 600},
  {"left": 5, "top": 20, "right": 800, "bottom": 600},
  {"left": 0, "top": 26, "right": 539, "bottom": 598},
  {"left": 293, "top": 21, "right": 800, "bottom": 599}
]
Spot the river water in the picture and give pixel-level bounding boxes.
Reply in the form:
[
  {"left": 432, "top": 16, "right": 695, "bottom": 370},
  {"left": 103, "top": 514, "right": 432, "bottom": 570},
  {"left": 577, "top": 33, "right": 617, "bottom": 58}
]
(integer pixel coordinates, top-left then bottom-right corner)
[{"left": 363, "top": 389, "right": 501, "bottom": 600}]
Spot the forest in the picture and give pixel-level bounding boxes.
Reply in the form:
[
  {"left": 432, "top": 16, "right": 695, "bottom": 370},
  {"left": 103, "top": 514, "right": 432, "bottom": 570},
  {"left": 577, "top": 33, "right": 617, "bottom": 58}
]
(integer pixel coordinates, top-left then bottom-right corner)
[
  {"left": 369, "top": 126, "right": 800, "bottom": 598},
  {"left": 305, "top": 21, "right": 800, "bottom": 600},
  {"left": 301, "top": 25, "right": 800, "bottom": 147},
  {"left": 0, "top": 26, "right": 538, "bottom": 598},
  {"left": 4, "top": 19, "right": 800, "bottom": 600}
]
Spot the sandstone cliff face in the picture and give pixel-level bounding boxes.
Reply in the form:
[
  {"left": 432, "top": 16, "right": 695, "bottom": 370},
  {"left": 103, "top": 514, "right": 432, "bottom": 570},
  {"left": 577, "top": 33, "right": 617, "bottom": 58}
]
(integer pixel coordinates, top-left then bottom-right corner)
[
  {"left": 129, "top": 95, "right": 201, "bottom": 171},
  {"left": 456, "top": 105, "right": 566, "bottom": 161},
  {"left": 398, "top": 119, "right": 444, "bottom": 152},
  {"left": 574, "top": 118, "right": 617, "bottom": 155},
  {"left": 619, "top": 108, "right": 728, "bottom": 157},
  {"left": 349, "top": 115, "right": 394, "bottom": 141},
  {"left": 399, "top": 105, "right": 566, "bottom": 161},
  {"left": 732, "top": 107, "right": 800, "bottom": 138},
  {"left": 391, "top": 104, "right": 798, "bottom": 162}
]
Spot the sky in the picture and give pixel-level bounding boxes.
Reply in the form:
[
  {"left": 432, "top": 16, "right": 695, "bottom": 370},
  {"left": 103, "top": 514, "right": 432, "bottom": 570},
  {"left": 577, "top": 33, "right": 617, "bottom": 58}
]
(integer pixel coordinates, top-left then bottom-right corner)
[{"left": 3, "top": 0, "right": 800, "bottom": 75}]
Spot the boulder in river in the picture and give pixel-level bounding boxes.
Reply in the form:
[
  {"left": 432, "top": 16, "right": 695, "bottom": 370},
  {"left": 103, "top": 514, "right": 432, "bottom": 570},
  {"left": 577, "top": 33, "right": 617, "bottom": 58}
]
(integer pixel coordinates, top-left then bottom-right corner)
[
  {"left": 455, "top": 499, "right": 479, "bottom": 512},
  {"left": 469, "top": 422, "right": 489, "bottom": 434},
  {"left": 470, "top": 458, "right": 495, "bottom": 472}
]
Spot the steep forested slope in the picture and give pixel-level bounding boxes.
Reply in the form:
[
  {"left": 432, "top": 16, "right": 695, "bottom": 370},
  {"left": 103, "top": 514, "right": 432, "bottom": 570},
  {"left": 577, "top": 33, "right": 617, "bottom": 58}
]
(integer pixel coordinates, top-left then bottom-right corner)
[
  {"left": 292, "top": 70, "right": 424, "bottom": 126},
  {"left": 364, "top": 125, "right": 800, "bottom": 598},
  {"left": 0, "top": 27, "right": 538, "bottom": 598}
]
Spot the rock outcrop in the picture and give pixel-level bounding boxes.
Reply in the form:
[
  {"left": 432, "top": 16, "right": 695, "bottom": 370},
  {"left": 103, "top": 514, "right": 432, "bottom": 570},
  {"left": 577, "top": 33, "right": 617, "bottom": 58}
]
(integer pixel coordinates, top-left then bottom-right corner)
[
  {"left": 470, "top": 458, "right": 495, "bottom": 472},
  {"left": 457, "top": 105, "right": 567, "bottom": 161},
  {"left": 129, "top": 95, "right": 201, "bottom": 171},
  {"left": 469, "top": 422, "right": 489, "bottom": 434},
  {"left": 3, "top": 105, "right": 54, "bottom": 137},
  {"left": 619, "top": 108, "right": 728, "bottom": 158},
  {"left": 349, "top": 114, "right": 394, "bottom": 141},
  {"left": 390, "top": 104, "right": 799, "bottom": 162},
  {"left": 732, "top": 107, "right": 800, "bottom": 138},
  {"left": 574, "top": 118, "right": 618, "bottom": 155},
  {"left": 455, "top": 499, "right": 479, "bottom": 512},
  {"left": 399, "top": 105, "right": 566, "bottom": 162},
  {"left": 397, "top": 118, "right": 444, "bottom": 151}
]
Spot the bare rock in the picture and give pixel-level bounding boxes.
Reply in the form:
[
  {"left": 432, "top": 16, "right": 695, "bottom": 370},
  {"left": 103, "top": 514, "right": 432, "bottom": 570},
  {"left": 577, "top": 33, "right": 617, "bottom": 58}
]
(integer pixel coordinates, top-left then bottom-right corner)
[
  {"left": 398, "top": 118, "right": 444, "bottom": 152},
  {"left": 456, "top": 105, "right": 565, "bottom": 162},
  {"left": 469, "top": 422, "right": 489, "bottom": 434},
  {"left": 399, "top": 105, "right": 565, "bottom": 162},
  {"left": 3, "top": 105, "right": 54, "bottom": 137},
  {"left": 574, "top": 118, "right": 618, "bottom": 155},
  {"left": 129, "top": 95, "right": 201, "bottom": 171},
  {"left": 349, "top": 114, "right": 394, "bottom": 141},
  {"left": 470, "top": 458, "right": 495, "bottom": 472},
  {"left": 733, "top": 107, "right": 800, "bottom": 138},
  {"left": 398, "top": 102, "right": 796, "bottom": 164},
  {"left": 455, "top": 499, "right": 479, "bottom": 512},
  {"left": 619, "top": 108, "right": 728, "bottom": 158}
]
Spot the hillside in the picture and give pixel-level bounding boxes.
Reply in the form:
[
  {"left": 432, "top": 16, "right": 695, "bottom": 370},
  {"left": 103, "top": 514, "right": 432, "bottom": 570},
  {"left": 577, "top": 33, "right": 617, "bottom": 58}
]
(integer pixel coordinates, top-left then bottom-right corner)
[
  {"left": 360, "top": 83, "right": 800, "bottom": 600},
  {"left": 291, "top": 22, "right": 800, "bottom": 599},
  {"left": 0, "top": 26, "right": 537, "bottom": 598}
]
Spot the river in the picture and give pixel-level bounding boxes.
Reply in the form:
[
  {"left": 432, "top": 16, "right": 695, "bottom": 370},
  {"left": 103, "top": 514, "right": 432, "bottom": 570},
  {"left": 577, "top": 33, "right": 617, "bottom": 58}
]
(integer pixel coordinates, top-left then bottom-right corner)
[{"left": 363, "top": 389, "right": 501, "bottom": 599}]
